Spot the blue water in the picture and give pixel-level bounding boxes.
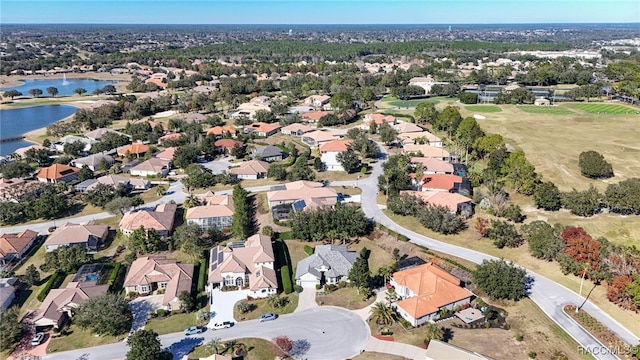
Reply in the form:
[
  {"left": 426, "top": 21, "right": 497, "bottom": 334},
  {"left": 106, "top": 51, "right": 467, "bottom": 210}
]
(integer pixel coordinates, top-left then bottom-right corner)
[
  {"left": 85, "top": 274, "right": 99, "bottom": 282},
  {"left": 2, "top": 78, "right": 118, "bottom": 97},
  {"left": 0, "top": 104, "right": 78, "bottom": 156}
]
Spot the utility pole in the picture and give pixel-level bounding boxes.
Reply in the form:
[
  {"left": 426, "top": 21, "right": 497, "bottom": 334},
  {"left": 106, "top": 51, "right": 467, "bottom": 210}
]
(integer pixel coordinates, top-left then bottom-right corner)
[{"left": 577, "top": 263, "right": 590, "bottom": 313}]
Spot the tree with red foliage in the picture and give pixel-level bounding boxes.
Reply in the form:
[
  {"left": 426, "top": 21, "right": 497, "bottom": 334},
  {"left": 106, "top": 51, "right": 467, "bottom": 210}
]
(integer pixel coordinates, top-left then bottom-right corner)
[
  {"left": 272, "top": 336, "right": 293, "bottom": 358},
  {"left": 474, "top": 217, "right": 490, "bottom": 238},
  {"left": 606, "top": 275, "right": 637, "bottom": 311},
  {"left": 561, "top": 226, "right": 601, "bottom": 272}
]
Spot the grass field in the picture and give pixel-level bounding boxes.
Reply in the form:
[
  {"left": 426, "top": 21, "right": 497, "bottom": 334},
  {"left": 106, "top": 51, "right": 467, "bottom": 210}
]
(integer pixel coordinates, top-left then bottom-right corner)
[
  {"left": 383, "top": 96, "right": 441, "bottom": 108},
  {"left": 189, "top": 338, "right": 276, "bottom": 360},
  {"left": 570, "top": 103, "right": 640, "bottom": 114},
  {"left": 517, "top": 105, "right": 575, "bottom": 115},
  {"left": 463, "top": 105, "right": 502, "bottom": 113}
]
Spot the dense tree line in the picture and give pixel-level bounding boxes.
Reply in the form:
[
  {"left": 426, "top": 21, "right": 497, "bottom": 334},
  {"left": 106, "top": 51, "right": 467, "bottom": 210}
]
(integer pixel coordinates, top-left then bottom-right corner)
[{"left": 289, "top": 204, "right": 372, "bottom": 242}]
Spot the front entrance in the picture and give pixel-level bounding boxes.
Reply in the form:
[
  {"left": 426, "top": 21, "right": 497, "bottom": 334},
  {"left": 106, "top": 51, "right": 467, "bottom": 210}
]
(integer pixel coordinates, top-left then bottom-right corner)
[{"left": 235, "top": 277, "right": 244, "bottom": 287}]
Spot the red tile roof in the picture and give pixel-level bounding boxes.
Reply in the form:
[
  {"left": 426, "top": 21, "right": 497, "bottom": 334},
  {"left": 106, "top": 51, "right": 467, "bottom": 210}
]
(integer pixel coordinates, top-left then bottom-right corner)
[
  {"left": 36, "top": 164, "right": 79, "bottom": 180},
  {"left": 319, "top": 139, "right": 352, "bottom": 152}
]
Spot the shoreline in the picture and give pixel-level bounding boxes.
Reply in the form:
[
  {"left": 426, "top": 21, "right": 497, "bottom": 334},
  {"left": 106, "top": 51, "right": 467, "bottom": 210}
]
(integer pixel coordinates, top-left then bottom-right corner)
[{"left": 0, "top": 71, "right": 132, "bottom": 91}]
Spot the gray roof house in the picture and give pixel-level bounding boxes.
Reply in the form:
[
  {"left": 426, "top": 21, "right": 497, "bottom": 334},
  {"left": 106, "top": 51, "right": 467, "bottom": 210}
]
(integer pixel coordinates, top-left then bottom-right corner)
[
  {"left": 252, "top": 145, "right": 288, "bottom": 162},
  {"left": 72, "top": 153, "right": 115, "bottom": 171},
  {"left": 295, "top": 245, "right": 359, "bottom": 287}
]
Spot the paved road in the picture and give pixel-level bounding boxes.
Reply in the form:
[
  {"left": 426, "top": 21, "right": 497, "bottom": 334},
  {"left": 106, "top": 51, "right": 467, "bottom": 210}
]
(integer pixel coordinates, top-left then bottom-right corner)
[{"left": 41, "top": 307, "right": 369, "bottom": 360}]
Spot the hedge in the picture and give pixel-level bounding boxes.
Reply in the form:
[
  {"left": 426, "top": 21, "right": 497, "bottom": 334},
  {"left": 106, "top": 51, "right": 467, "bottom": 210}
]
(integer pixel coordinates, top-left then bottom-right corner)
[
  {"left": 106, "top": 262, "right": 121, "bottom": 286},
  {"left": 197, "top": 258, "right": 208, "bottom": 292},
  {"left": 303, "top": 245, "right": 314, "bottom": 256},
  {"left": 281, "top": 265, "right": 293, "bottom": 294},
  {"left": 37, "top": 271, "right": 61, "bottom": 302}
]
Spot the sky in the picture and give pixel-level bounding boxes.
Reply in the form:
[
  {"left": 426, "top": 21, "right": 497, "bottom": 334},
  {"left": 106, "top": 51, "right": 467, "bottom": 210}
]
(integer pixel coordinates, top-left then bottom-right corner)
[{"left": 2, "top": 0, "right": 639, "bottom": 24}]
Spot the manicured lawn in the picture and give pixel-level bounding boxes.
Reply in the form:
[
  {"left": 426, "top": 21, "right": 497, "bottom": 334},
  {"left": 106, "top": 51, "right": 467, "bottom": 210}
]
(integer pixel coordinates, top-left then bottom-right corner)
[
  {"left": 145, "top": 311, "right": 197, "bottom": 335},
  {"left": 317, "top": 287, "right": 375, "bottom": 310},
  {"left": 189, "top": 337, "right": 277, "bottom": 360},
  {"left": 387, "top": 98, "right": 440, "bottom": 108},
  {"left": 233, "top": 294, "right": 298, "bottom": 321},
  {"left": 314, "top": 170, "right": 367, "bottom": 182},
  {"left": 464, "top": 105, "right": 502, "bottom": 113},
  {"left": 138, "top": 187, "right": 163, "bottom": 203},
  {"left": 329, "top": 185, "right": 362, "bottom": 196},
  {"left": 517, "top": 105, "right": 575, "bottom": 115},
  {"left": 47, "top": 325, "right": 120, "bottom": 353},
  {"left": 570, "top": 103, "right": 640, "bottom": 114}
]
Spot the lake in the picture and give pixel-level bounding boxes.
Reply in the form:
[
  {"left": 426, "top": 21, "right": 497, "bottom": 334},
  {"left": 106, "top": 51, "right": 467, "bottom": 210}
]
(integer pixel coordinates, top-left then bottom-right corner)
[
  {"left": 2, "top": 78, "right": 118, "bottom": 97},
  {"left": 0, "top": 104, "right": 78, "bottom": 156}
]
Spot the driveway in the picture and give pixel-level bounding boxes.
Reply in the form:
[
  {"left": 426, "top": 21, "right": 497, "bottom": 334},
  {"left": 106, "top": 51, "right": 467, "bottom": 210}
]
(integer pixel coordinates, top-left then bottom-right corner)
[
  {"left": 128, "top": 295, "right": 164, "bottom": 331},
  {"left": 208, "top": 288, "right": 249, "bottom": 327},
  {"left": 294, "top": 283, "right": 318, "bottom": 313},
  {"left": 201, "top": 159, "right": 232, "bottom": 174}
]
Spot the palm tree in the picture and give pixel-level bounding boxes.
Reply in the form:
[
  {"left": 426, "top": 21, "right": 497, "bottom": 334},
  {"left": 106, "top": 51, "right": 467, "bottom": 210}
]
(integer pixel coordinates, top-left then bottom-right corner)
[
  {"left": 155, "top": 184, "right": 167, "bottom": 196},
  {"left": 424, "top": 322, "right": 443, "bottom": 343},
  {"left": 184, "top": 194, "right": 201, "bottom": 209},
  {"left": 378, "top": 266, "right": 393, "bottom": 285},
  {"left": 205, "top": 338, "right": 225, "bottom": 355},
  {"left": 370, "top": 301, "right": 394, "bottom": 325}
]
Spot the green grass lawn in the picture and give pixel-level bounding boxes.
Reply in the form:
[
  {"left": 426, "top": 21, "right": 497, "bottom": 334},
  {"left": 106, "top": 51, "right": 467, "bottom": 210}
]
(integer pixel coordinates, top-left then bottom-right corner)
[
  {"left": 317, "top": 286, "right": 375, "bottom": 310},
  {"left": 145, "top": 311, "right": 197, "bottom": 335},
  {"left": 233, "top": 294, "right": 298, "bottom": 321},
  {"left": 464, "top": 105, "right": 502, "bottom": 113},
  {"left": 47, "top": 325, "right": 120, "bottom": 353},
  {"left": 517, "top": 105, "right": 575, "bottom": 115},
  {"left": 189, "top": 337, "right": 276, "bottom": 360},
  {"left": 570, "top": 103, "right": 640, "bottom": 114},
  {"left": 387, "top": 98, "right": 440, "bottom": 108}
]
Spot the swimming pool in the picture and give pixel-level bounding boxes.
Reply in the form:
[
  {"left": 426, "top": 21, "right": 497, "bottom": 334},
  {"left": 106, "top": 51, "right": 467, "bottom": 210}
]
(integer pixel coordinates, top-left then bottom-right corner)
[{"left": 85, "top": 274, "right": 99, "bottom": 282}]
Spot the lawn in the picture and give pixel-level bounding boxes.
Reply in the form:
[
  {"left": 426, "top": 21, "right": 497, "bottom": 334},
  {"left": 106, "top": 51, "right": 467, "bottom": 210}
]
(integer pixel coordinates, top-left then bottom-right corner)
[
  {"left": 189, "top": 337, "right": 277, "bottom": 360},
  {"left": 317, "top": 286, "right": 376, "bottom": 310},
  {"left": 145, "top": 311, "right": 197, "bottom": 335},
  {"left": 351, "top": 353, "right": 408, "bottom": 360},
  {"left": 47, "top": 324, "right": 120, "bottom": 353},
  {"left": 517, "top": 105, "right": 575, "bottom": 115},
  {"left": 233, "top": 294, "right": 299, "bottom": 321},
  {"left": 385, "top": 97, "right": 441, "bottom": 108},
  {"left": 329, "top": 185, "right": 362, "bottom": 196},
  {"left": 314, "top": 170, "right": 367, "bottom": 183},
  {"left": 570, "top": 103, "right": 640, "bottom": 114},
  {"left": 463, "top": 105, "right": 502, "bottom": 113}
]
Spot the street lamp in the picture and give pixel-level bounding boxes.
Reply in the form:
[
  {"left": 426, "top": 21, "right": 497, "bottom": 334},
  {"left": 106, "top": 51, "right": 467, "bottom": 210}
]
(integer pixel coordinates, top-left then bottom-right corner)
[{"left": 577, "top": 263, "right": 590, "bottom": 313}]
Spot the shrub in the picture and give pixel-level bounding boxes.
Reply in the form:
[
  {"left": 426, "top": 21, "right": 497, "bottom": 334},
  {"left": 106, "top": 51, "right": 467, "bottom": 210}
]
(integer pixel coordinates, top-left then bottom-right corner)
[
  {"left": 417, "top": 205, "right": 467, "bottom": 235},
  {"left": 156, "top": 309, "right": 169, "bottom": 317},
  {"left": 37, "top": 271, "right": 61, "bottom": 301},
  {"left": 293, "top": 285, "right": 303, "bottom": 293},
  {"left": 516, "top": 334, "right": 524, "bottom": 342},
  {"left": 303, "top": 245, "right": 314, "bottom": 256},
  {"left": 278, "top": 231, "right": 293, "bottom": 240},
  {"left": 397, "top": 234, "right": 409, "bottom": 242},
  {"left": 528, "top": 351, "right": 537, "bottom": 359},
  {"left": 281, "top": 265, "right": 293, "bottom": 294},
  {"left": 197, "top": 259, "right": 207, "bottom": 292},
  {"left": 107, "top": 262, "right": 121, "bottom": 286},
  {"left": 578, "top": 150, "right": 613, "bottom": 179}
]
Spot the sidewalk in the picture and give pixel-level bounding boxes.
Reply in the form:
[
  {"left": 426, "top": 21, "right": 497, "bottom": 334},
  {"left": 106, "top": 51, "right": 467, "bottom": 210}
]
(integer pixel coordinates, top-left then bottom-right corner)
[
  {"left": 364, "top": 337, "right": 427, "bottom": 360},
  {"left": 352, "top": 289, "right": 387, "bottom": 321}
]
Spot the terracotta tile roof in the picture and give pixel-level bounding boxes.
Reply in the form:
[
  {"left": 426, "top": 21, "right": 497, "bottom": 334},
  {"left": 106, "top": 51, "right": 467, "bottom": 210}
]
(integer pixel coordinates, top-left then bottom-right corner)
[
  {"left": 400, "top": 190, "right": 471, "bottom": 213},
  {"left": 124, "top": 256, "right": 194, "bottom": 306},
  {"left": 36, "top": 164, "right": 79, "bottom": 180},
  {"left": 119, "top": 203, "right": 177, "bottom": 233},
  {"left": 301, "top": 111, "right": 330, "bottom": 122},
  {"left": 284, "top": 180, "right": 324, "bottom": 190},
  {"left": 228, "top": 160, "right": 270, "bottom": 176},
  {"left": 364, "top": 113, "right": 396, "bottom": 125},
  {"left": 267, "top": 182, "right": 337, "bottom": 207},
  {"left": 214, "top": 139, "right": 244, "bottom": 150},
  {"left": 393, "top": 122, "right": 424, "bottom": 134},
  {"left": 281, "top": 123, "right": 313, "bottom": 134},
  {"left": 0, "top": 178, "right": 24, "bottom": 190},
  {"left": 421, "top": 174, "right": 463, "bottom": 191},
  {"left": 0, "top": 230, "right": 38, "bottom": 258},
  {"left": 158, "top": 133, "right": 183, "bottom": 142},
  {"left": 410, "top": 157, "right": 454, "bottom": 173},
  {"left": 393, "top": 263, "right": 473, "bottom": 319},
  {"left": 155, "top": 147, "right": 177, "bottom": 160},
  {"left": 398, "top": 131, "right": 442, "bottom": 144},
  {"left": 403, "top": 144, "right": 450, "bottom": 158},
  {"left": 303, "top": 130, "right": 341, "bottom": 143},
  {"left": 45, "top": 222, "right": 109, "bottom": 247},
  {"left": 245, "top": 122, "right": 281, "bottom": 134},
  {"left": 319, "top": 139, "right": 352, "bottom": 153},
  {"left": 145, "top": 77, "right": 168, "bottom": 88},
  {"left": 117, "top": 143, "right": 150, "bottom": 156},
  {"left": 186, "top": 204, "right": 234, "bottom": 220},
  {"left": 200, "top": 193, "right": 234, "bottom": 207},
  {"left": 207, "top": 125, "right": 238, "bottom": 136},
  {"left": 130, "top": 158, "right": 170, "bottom": 174}
]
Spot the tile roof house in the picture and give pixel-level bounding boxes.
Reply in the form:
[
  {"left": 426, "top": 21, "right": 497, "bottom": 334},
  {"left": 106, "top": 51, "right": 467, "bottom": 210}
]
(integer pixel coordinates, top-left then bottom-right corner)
[
  {"left": 36, "top": 164, "right": 79, "bottom": 184},
  {"left": 0, "top": 230, "right": 39, "bottom": 266},
  {"left": 186, "top": 194, "right": 234, "bottom": 231},
  {"left": 0, "top": 278, "right": 18, "bottom": 310},
  {"left": 214, "top": 139, "right": 245, "bottom": 154},
  {"left": 129, "top": 158, "right": 171, "bottom": 177},
  {"left": 155, "top": 147, "right": 177, "bottom": 161},
  {"left": 416, "top": 174, "right": 467, "bottom": 193},
  {"left": 410, "top": 157, "right": 454, "bottom": 174},
  {"left": 183, "top": 112, "right": 207, "bottom": 123},
  {"left": 44, "top": 221, "right": 109, "bottom": 252},
  {"left": 403, "top": 144, "right": 451, "bottom": 161},
  {"left": 252, "top": 145, "right": 288, "bottom": 162},
  {"left": 71, "top": 153, "right": 115, "bottom": 171},
  {"left": 228, "top": 160, "right": 271, "bottom": 180},
  {"left": 361, "top": 114, "right": 397, "bottom": 131},
  {"left": 157, "top": 133, "right": 183, "bottom": 146},
  {"left": 301, "top": 130, "right": 342, "bottom": 147},
  {"left": 85, "top": 174, "right": 132, "bottom": 192},
  {"left": 390, "top": 263, "right": 474, "bottom": 327},
  {"left": 393, "top": 122, "right": 424, "bottom": 134},
  {"left": 124, "top": 256, "right": 194, "bottom": 311},
  {"left": 398, "top": 132, "right": 443, "bottom": 147},
  {"left": 208, "top": 234, "right": 277, "bottom": 298},
  {"left": 84, "top": 128, "right": 127, "bottom": 142},
  {"left": 243, "top": 122, "right": 281, "bottom": 137},
  {"left": 119, "top": 203, "right": 177, "bottom": 238},
  {"left": 301, "top": 111, "right": 329, "bottom": 123},
  {"left": 295, "top": 245, "right": 359, "bottom": 287},
  {"left": 400, "top": 190, "right": 473, "bottom": 217},
  {"left": 266, "top": 181, "right": 337, "bottom": 220},
  {"left": 0, "top": 180, "right": 43, "bottom": 203},
  {"left": 320, "top": 139, "right": 353, "bottom": 172},
  {"left": 206, "top": 125, "right": 238, "bottom": 138},
  {"left": 281, "top": 123, "right": 313, "bottom": 136},
  {"left": 117, "top": 143, "right": 150, "bottom": 158},
  {"left": 304, "top": 95, "right": 331, "bottom": 108}
]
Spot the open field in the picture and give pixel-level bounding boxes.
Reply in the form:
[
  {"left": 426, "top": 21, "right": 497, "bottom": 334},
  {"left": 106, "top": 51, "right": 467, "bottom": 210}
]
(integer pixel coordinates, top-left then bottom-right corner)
[
  {"left": 465, "top": 103, "right": 640, "bottom": 192},
  {"left": 386, "top": 98, "right": 441, "bottom": 108},
  {"left": 517, "top": 105, "right": 575, "bottom": 115},
  {"left": 463, "top": 105, "right": 502, "bottom": 113},
  {"left": 570, "top": 103, "right": 640, "bottom": 114}
]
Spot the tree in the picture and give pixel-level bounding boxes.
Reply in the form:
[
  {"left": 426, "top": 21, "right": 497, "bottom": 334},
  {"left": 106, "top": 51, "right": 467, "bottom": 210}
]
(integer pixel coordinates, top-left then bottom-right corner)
[
  {"left": 179, "top": 290, "right": 195, "bottom": 312},
  {"left": 487, "top": 220, "right": 524, "bottom": 249},
  {"left": 387, "top": 193, "right": 423, "bottom": 216},
  {"left": 173, "top": 223, "right": 206, "bottom": 258},
  {"left": 433, "top": 105, "right": 462, "bottom": 134},
  {"left": 626, "top": 274, "right": 640, "bottom": 308},
  {"left": 46, "top": 86, "right": 59, "bottom": 97},
  {"left": 254, "top": 109, "right": 276, "bottom": 123},
  {"left": 578, "top": 151, "right": 613, "bottom": 179},
  {"left": 348, "top": 255, "right": 371, "bottom": 293},
  {"left": 231, "top": 184, "right": 252, "bottom": 239},
  {"left": 370, "top": 301, "right": 394, "bottom": 325},
  {"left": 105, "top": 196, "right": 134, "bottom": 215},
  {"left": 3, "top": 90, "right": 22, "bottom": 99},
  {"left": 40, "top": 244, "right": 91, "bottom": 273},
  {"left": 77, "top": 165, "right": 94, "bottom": 182},
  {"left": 459, "top": 92, "right": 478, "bottom": 104},
  {"left": 128, "top": 226, "right": 163, "bottom": 255},
  {"left": 474, "top": 217, "right": 490, "bottom": 237},
  {"left": 173, "top": 144, "right": 199, "bottom": 169},
  {"left": 474, "top": 259, "right": 528, "bottom": 300},
  {"left": 28, "top": 88, "right": 43, "bottom": 97},
  {"left": 31, "top": 185, "right": 69, "bottom": 219},
  {"left": 24, "top": 264, "right": 40, "bottom": 286},
  {"left": 74, "top": 293, "right": 133, "bottom": 336},
  {"left": 562, "top": 185, "right": 602, "bottom": 217},
  {"left": 522, "top": 221, "right": 564, "bottom": 261},
  {"left": 501, "top": 150, "right": 538, "bottom": 195},
  {"left": 605, "top": 178, "right": 640, "bottom": 215},
  {"left": 502, "top": 204, "right": 525, "bottom": 223},
  {"left": 417, "top": 205, "right": 467, "bottom": 235},
  {"left": 272, "top": 336, "right": 293, "bottom": 357},
  {"left": 414, "top": 102, "right": 439, "bottom": 124},
  {"left": 378, "top": 122, "right": 398, "bottom": 145},
  {"left": 126, "top": 330, "right": 171, "bottom": 360},
  {"left": 74, "top": 88, "right": 87, "bottom": 96},
  {"left": 230, "top": 144, "right": 246, "bottom": 159},
  {"left": 378, "top": 155, "right": 412, "bottom": 198},
  {"left": 0, "top": 306, "right": 24, "bottom": 351},
  {"left": 267, "top": 163, "right": 287, "bottom": 180},
  {"left": 561, "top": 227, "right": 602, "bottom": 273},
  {"left": 424, "top": 322, "right": 444, "bottom": 344},
  {"left": 455, "top": 117, "right": 484, "bottom": 163},
  {"left": 607, "top": 275, "right": 636, "bottom": 311},
  {"left": 336, "top": 148, "right": 362, "bottom": 174},
  {"left": 473, "top": 134, "right": 505, "bottom": 159},
  {"left": 0, "top": 161, "right": 33, "bottom": 179},
  {"left": 205, "top": 338, "right": 226, "bottom": 355},
  {"left": 330, "top": 91, "right": 353, "bottom": 112},
  {"left": 534, "top": 182, "right": 562, "bottom": 211},
  {"left": 63, "top": 140, "right": 86, "bottom": 156}
]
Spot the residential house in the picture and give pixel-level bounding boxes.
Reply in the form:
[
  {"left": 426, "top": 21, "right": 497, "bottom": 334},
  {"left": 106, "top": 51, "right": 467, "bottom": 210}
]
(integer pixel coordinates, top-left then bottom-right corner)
[
  {"left": 301, "top": 130, "right": 342, "bottom": 147},
  {"left": 44, "top": 221, "right": 109, "bottom": 252},
  {"left": 13, "top": 144, "right": 49, "bottom": 159},
  {"left": 250, "top": 96, "right": 271, "bottom": 105},
  {"left": 425, "top": 340, "right": 494, "bottom": 360},
  {"left": 301, "top": 111, "right": 329, "bottom": 123},
  {"left": 214, "top": 139, "right": 245, "bottom": 154},
  {"left": 295, "top": 245, "right": 358, "bottom": 287},
  {"left": 408, "top": 75, "right": 449, "bottom": 94},
  {"left": 117, "top": 143, "right": 150, "bottom": 158},
  {"left": 36, "top": 164, "right": 79, "bottom": 184},
  {"left": 534, "top": 98, "right": 551, "bottom": 106},
  {"left": 390, "top": 262, "right": 473, "bottom": 327},
  {"left": 0, "top": 180, "right": 43, "bottom": 203},
  {"left": 304, "top": 94, "right": 331, "bottom": 108},
  {"left": 129, "top": 178, "right": 152, "bottom": 190},
  {"left": 252, "top": 145, "right": 288, "bottom": 162},
  {"left": 0, "top": 278, "right": 18, "bottom": 310},
  {"left": 53, "top": 135, "right": 97, "bottom": 153},
  {"left": 157, "top": 133, "right": 183, "bottom": 146},
  {"left": 183, "top": 113, "right": 207, "bottom": 123},
  {"left": 400, "top": 190, "right": 473, "bottom": 217},
  {"left": 319, "top": 139, "right": 353, "bottom": 171},
  {"left": 231, "top": 101, "right": 271, "bottom": 121},
  {"left": 84, "top": 128, "right": 127, "bottom": 142},
  {"left": 145, "top": 74, "right": 168, "bottom": 89},
  {"left": 361, "top": 114, "right": 396, "bottom": 131},
  {"left": 206, "top": 125, "right": 238, "bottom": 138},
  {"left": 266, "top": 181, "right": 337, "bottom": 220},
  {"left": 393, "top": 122, "right": 424, "bottom": 134},
  {"left": 208, "top": 234, "right": 277, "bottom": 298},
  {"left": 124, "top": 256, "right": 194, "bottom": 311},
  {"left": 403, "top": 144, "right": 451, "bottom": 161},
  {"left": 186, "top": 194, "right": 234, "bottom": 231},
  {"left": 243, "top": 122, "right": 281, "bottom": 137},
  {"left": 71, "top": 153, "right": 114, "bottom": 171},
  {"left": 155, "top": 147, "right": 177, "bottom": 161},
  {"left": 119, "top": 203, "right": 177, "bottom": 238},
  {"left": 398, "top": 132, "right": 443, "bottom": 147},
  {"left": 85, "top": 174, "right": 132, "bottom": 192},
  {"left": 129, "top": 158, "right": 171, "bottom": 177},
  {"left": 0, "top": 230, "right": 39, "bottom": 266},
  {"left": 415, "top": 174, "right": 469, "bottom": 194},
  {"left": 228, "top": 160, "right": 270, "bottom": 180},
  {"left": 281, "top": 123, "right": 313, "bottom": 136},
  {"left": 411, "top": 157, "right": 454, "bottom": 175}
]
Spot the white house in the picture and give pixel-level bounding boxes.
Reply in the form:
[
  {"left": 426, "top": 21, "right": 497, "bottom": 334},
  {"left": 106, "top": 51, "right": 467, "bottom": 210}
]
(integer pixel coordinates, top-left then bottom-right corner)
[
  {"left": 295, "top": 245, "right": 358, "bottom": 287},
  {"left": 319, "top": 139, "right": 352, "bottom": 172},
  {"left": 129, "top": 158, "right": 171, "bottom": 177}
]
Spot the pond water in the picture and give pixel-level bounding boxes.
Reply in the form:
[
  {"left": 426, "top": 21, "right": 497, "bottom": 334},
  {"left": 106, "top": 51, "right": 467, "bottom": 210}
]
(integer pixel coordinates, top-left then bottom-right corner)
[
  {"left": 0, "top": 104, "right": 78, "bottom": 156},
  {"left": 2, "top": 78, "right": 118, "bottom": 97}
]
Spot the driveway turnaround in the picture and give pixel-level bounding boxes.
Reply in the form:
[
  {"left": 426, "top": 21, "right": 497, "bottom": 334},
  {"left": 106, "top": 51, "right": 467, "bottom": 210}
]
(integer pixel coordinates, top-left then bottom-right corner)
[
  {"left": 208, "top": 288, "right": 249, "bottom": 326},
  {"left": 41, "top": 307, "right": 370, "bottom": 360},
  {"left": 128, "top": 295, "right": 164, "bottom": 332}
]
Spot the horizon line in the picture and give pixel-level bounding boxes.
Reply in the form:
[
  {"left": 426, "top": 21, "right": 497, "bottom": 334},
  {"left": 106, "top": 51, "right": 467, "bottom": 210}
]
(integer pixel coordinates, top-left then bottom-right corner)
[{"left": 3, "top": 21, "right": 640, "bottom": 26}]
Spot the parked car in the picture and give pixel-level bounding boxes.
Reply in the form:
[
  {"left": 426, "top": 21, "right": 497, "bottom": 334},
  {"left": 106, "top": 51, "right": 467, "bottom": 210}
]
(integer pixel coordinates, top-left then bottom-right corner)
[
  {"left": 31, "top": 332, "right": 45, "bottom": 346},
  {"left": 183, "top": 326, "right": 205, "bottom": 335},
  {"left": 211, "top": 321, "right": 233, "bottom": 330},
  {"left": 258, "top": 313, "right": 278, "bottom": 322}
]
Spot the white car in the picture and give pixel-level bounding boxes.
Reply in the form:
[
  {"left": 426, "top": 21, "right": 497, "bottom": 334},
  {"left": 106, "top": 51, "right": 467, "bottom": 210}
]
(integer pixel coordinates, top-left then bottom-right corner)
[
  {"left": 31, "top": 332, "right": 45, "bottom": 346},
  {"left": 211, "top": 321, "right": 233, "bottom": 330}
]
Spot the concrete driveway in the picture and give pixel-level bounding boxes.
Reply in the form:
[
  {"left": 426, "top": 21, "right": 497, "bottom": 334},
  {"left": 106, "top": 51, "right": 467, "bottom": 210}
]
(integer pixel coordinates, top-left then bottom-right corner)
[
  {"left": 128, "top": 295, "right": 164, "bottom": 331},
  {"left": 295, "top": 283, "right": 318, "bottom": 313},
  {"left": 208, "top": 288, "right": 249, "bottom": 327},
  {"left": 201, "top": 159, "right": 232, "bottom": 174}
]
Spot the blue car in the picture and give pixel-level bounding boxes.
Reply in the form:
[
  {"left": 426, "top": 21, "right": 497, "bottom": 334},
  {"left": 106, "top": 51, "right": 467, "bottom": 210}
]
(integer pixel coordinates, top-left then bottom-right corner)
[
  {"left": 183, "top": 326, "right": 204, "bottom": 335},
  {"left": 258, "top": 313, "right": 278, "bottom": 322}
]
